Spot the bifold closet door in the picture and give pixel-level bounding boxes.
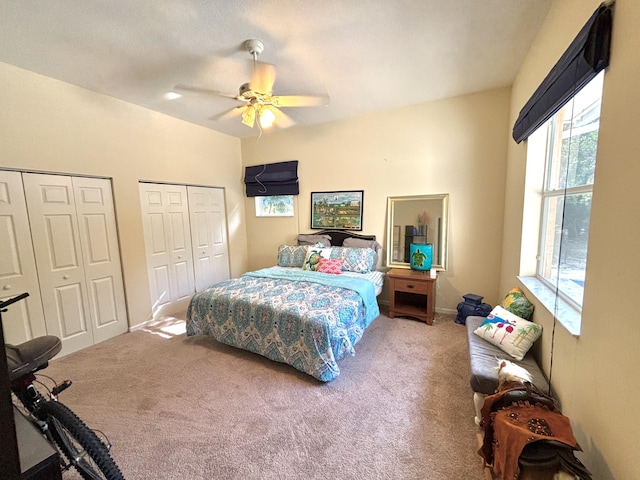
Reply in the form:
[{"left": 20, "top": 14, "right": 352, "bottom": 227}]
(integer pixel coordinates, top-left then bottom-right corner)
[
  {"left": 187, "top": 186, "right": 230, "bottom": 292},
  {"left": 139, "top": 183, "right": 195, "bottom": 310},
  {"left": 0, "top": 171, "right": 46, "bottom": 345},
  {"left": 72, "top": 177, "right": 128, "bottom": 344},
  {"left": 22, "top": 174, "right": 92, "bottom": 354},
  {"left": 23, "top": 173, "right": 127, "bottom": 355}
]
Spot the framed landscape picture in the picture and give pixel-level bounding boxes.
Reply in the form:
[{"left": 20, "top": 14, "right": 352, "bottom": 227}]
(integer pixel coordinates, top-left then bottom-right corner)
[
  {"left": 310, "top": 190, "right": 364, "bottom": 230},
  {"left": 255, "top": 195, "right": 294, "bottom": 217}
]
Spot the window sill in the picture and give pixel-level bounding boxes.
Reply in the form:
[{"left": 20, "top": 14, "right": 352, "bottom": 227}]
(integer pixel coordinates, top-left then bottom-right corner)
[{"left": 517, "top": 276, "right": 581, "bottom": 336}]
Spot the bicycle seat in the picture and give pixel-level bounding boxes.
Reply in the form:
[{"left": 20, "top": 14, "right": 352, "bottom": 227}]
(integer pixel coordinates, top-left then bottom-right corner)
[{"left": 6, "top": 336, "right": 62, "bottom": 382}]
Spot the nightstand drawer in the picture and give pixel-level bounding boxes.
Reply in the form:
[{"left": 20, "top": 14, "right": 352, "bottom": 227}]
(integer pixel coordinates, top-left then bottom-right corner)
[{"left": 393, "top": 278, "right": 429, "bottom": 295}]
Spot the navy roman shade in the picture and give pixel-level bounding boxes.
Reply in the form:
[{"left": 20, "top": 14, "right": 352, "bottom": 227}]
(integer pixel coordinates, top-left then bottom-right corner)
[
  {"left": 512, "top": 2, "right": 614, "bottom": 144},
  {"left": 244, "top": 160, "right": 299, "bottom": 197}
]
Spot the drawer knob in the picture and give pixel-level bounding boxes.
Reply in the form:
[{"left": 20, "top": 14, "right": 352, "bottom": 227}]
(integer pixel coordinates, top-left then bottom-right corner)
[{"left": 407, "top": 284, "right": 414, "bottom": 289}]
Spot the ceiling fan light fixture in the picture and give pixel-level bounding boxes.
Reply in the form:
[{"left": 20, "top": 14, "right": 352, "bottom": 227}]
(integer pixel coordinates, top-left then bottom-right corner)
[
  {"left": 241, "top": 106, "right": 256, "bottom": 128},
  {"left": 259, "top": 107, "right": 276, "bottom": 128}
]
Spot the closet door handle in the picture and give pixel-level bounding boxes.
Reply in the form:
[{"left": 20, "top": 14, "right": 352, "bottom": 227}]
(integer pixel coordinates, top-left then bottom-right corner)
[{"left": 63, "top": 275, "right": 70, "bottom": 280}]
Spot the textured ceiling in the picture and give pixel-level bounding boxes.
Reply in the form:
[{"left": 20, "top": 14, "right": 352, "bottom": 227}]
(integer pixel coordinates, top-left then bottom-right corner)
[{"left": 0, "top": 1, "right": 552, "bottom": 138}]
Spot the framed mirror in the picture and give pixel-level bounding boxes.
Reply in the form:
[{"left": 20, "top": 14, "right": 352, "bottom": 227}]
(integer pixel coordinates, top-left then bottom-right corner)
[{"left": 386, "top": 194, "right": 449, "bottom": 270}]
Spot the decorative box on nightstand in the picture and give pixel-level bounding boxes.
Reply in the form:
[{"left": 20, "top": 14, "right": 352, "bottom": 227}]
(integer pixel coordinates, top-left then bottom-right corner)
[{"left": 387, "top": 268, "right": 437, "bottom": 325}]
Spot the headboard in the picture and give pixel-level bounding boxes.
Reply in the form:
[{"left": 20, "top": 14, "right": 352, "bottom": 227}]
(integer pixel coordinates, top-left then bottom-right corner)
[{"left": 314, "top": 229, "right": 376, "bottom": 247}]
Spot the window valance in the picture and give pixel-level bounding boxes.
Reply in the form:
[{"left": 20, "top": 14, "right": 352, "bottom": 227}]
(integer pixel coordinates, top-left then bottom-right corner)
[
  {"left": 512, "top": 2, "right": 613, "bottom": 144},
  {"left": 244, "top": 160, "right": 299, "bottom": 197}
]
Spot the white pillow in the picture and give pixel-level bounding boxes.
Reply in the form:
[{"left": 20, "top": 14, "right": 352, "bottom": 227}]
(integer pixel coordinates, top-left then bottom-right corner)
[{"left": 473, "top": 306, "right": 542, "bottom": 361}]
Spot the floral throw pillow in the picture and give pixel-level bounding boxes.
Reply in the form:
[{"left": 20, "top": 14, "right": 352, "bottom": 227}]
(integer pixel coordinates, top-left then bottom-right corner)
[
  {"left": 277, "top": 245, "right": 308, "bottom": 268},
  {"left": 342, "top": 238, "right": 382, "bottom": 267},
  {"left": 330, "top": 247, "right": 375, "bottom": 273},
  {"left": 318, "top": 258, "right": 343, "bottom": 275},
  {"left": 302, "top": 247, "right": 332, "bottom": 271},
  {"left": 473, "top": 306, "right": 542, "bottom": 361},
  {"left": 500, "top": 287, "right": 535, "bottom": 320}
]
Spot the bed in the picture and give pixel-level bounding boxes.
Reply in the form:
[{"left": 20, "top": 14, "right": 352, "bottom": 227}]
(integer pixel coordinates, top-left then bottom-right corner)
[{"left": 186, "top": 231, "right": 384, "bottom": 382}]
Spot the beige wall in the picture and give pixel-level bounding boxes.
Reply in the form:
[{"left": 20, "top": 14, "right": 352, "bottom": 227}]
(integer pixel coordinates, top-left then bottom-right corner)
[
  {"left": 503, "top": 0, "right": 640, "bottom": 477},
  {"left": 0, "top": 62, "right": 247, "bottom": 329},
  {"left": 241, "top": 88, "right": 511, "bottom": 311}
]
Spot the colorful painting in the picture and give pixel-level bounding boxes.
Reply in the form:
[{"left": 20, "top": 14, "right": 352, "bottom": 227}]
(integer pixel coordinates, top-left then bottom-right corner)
[
  {"left": 311, "top": 191, "right": 364, "bottom": 231},
  {"left": 255, "top": 195, "right": 294, "bottom": 217}
]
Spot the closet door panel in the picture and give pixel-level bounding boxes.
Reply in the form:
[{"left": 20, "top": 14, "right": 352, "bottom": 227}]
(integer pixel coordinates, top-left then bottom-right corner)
[
  {"left": 140, "top": 185, "right": 173, "bottom": 308},
  {"left": 149, "top": 213, "right": 167, "bottom": 254},
  {"left": 173, "top": 259, "right": 192, "bottom": 299},
  {"left": 165, "top": 186, "right": 194, "bottom": 301},
  {"left": 0, "top": 171, "right": 46, "bottom": 344},
  {"left": 23, "top": 173, "right": 92, "bottom": 355},
  {"left": 190, "top": 198, "right": 214, "bottom": 292},
  {"left": 55, "top": 283, "right": 89, "bottom": 337},
  {"left": 90, "top": 277, "right": 119, "bottom": 327},
  {"left": 152, "top": 265, "right": 171, "bottom": 306},
  {"left": 210, "top": 190, "right": 230, "bottom": 285},
  {"left": 188, "top": 186, "right": 229, "bottom": 292},
  {"left": 73, "top": 177, "right": 128, "bottom": 342},
  {"left": 44, "top": 215, "right": 80, "bottom": 267},
  {"left": 139, "top": 183, "right": 194, "bottom": 305}
]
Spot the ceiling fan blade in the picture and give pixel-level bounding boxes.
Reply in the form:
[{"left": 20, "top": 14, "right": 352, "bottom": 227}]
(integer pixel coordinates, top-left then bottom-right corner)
[
  {"left": 208, "top": 106, "right": 244, "bottom": 122},
  {"left": 271, "top": 106, "right": 296, "bottom": 129},
  {"left": 249, "top": 61, "right": 276, "bottom": 93},
  {"left": 270, "top": 94, "right": 330, "bottom": 107},
  {"left": 174, "top": 84, "right": 238, "bottom": 99}
]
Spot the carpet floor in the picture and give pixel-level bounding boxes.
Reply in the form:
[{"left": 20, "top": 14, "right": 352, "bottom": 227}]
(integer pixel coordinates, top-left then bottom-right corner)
[{"left": 44, "top": 310, "right": 485, "bottom": 479}]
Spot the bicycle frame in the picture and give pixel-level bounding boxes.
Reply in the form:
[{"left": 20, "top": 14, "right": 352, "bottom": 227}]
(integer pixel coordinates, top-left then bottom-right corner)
[
  {"left": 4, "top": 293, "right": 124, "bottom": 480},
  {"left": 11, "top": 354, "right": 74, "bottom": 473},
  {"left": 0, "top": 294, "right": 24, "bottom": 478},
  {"left": 16, "top": 391, "right": 56, "bottom": 449}
]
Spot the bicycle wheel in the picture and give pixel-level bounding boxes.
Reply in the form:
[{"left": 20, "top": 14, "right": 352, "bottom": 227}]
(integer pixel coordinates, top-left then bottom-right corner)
[{"left": 39, "top": 400, "right": 124, "bottom": 480}]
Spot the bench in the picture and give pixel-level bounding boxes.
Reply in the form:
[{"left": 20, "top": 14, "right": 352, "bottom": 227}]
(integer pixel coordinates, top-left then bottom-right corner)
[{"left": 465, "top": 315, "right": 550, "bottom": 425}]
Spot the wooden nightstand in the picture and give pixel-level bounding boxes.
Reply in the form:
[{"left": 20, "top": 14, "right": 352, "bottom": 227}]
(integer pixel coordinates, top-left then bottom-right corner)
[{"left": 387, "top": 268, "right": 437, "bottom": 325}]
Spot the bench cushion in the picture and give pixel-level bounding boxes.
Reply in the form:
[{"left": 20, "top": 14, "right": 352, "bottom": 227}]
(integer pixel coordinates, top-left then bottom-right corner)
[{"left": 466, "top": 316, "right": 550, "bottom": 395}]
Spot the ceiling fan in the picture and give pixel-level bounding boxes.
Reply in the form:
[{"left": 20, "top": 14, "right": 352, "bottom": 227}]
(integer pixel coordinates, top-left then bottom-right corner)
[{"left": 174, "top": 39, "right": 329, "bottom": 130}]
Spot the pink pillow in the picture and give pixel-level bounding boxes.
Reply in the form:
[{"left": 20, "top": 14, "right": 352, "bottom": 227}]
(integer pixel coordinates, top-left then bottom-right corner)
[{"left": 318, "top": 258, "right": 343, "bottom": 275}]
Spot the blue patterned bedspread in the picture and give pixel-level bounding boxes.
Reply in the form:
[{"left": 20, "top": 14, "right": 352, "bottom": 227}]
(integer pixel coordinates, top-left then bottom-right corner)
[{"left": 186, "top": 268, "right": 380, "bottom": 382}]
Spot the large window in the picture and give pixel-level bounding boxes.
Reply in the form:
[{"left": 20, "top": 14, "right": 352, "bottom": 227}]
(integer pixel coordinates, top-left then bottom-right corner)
[{"left": 537, "top": 72, "right": 604, "bottom": 308}]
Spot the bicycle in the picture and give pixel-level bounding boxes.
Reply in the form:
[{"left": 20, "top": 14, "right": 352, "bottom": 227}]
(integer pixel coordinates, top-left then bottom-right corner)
[{"left": 2, "top": 292, "right": 125, "bottom": 480}]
